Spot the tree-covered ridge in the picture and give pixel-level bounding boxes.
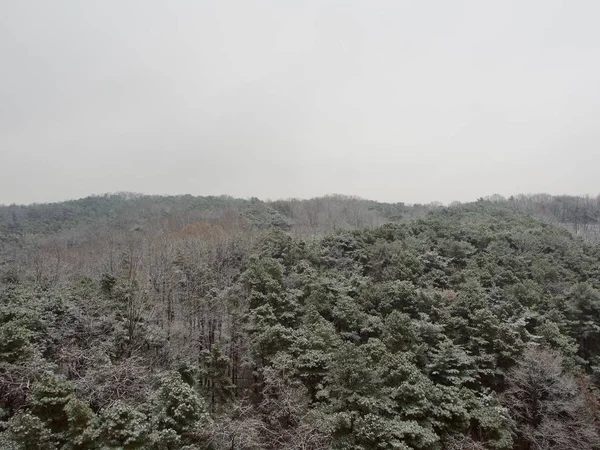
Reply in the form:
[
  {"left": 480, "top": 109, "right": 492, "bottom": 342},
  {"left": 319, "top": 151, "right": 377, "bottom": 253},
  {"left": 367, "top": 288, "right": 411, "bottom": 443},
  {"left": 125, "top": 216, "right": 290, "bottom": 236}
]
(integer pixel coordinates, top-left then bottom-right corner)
[
  {"left": 0, "top": 193, "right": 416, "bottom": 239},
  {"left": 1, "top": 202, "right": 600, "bottom": 449},
  {"left": 0, "top": 193, "right": 430, "bottom": 275},
  {"left": 2, "top": 192, "right": 599, "bottom": 256},
  {"left": 489, "top": 193, "right": 600, "bottom": 243}
]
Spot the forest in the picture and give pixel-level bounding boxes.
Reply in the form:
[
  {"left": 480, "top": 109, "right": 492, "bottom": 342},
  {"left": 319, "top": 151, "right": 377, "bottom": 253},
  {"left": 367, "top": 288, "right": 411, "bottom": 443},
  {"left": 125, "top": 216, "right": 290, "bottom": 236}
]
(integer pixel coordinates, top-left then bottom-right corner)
[{"left": 1, "top": 192, "right": 600, "bottom": 449}]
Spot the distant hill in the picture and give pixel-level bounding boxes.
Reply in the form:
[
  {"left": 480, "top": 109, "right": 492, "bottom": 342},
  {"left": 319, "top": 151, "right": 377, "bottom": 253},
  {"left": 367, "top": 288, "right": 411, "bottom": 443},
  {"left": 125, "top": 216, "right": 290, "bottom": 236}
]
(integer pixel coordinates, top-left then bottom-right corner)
[
  {"left": 484, "top": 193, "right": 600, "bottom": 243},
  {"left": 2, "top": 192, "right": 598, "bottom": 249},
  {"left": 0, "top": 193, "right": 439, "bottom": 253}
]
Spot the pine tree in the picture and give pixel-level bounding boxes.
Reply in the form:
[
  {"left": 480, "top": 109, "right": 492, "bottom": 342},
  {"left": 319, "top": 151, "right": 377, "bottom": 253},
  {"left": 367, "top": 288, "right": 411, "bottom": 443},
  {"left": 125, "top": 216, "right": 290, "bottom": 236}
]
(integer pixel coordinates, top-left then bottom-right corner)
[
  {"left": 148, "top": 371, "right": 212, "bottom": 449},
  {"left": 86, "top": 401, "right": 150, "bottom": 449}
]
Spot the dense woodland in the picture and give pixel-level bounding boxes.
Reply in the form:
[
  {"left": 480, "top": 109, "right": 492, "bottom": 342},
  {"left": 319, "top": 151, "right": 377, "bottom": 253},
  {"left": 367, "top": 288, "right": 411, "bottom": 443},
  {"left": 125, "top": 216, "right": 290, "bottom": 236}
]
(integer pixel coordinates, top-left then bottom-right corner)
[{"left": 1, "top": 193, "right": 600, "bottom": 449}]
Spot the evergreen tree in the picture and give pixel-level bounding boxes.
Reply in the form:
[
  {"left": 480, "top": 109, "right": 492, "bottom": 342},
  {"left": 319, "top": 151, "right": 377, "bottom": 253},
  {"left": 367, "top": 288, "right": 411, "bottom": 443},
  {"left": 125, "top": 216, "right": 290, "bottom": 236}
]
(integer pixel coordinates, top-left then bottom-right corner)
[{"left": 148, "top": 371, "right": 212, "bottom": 449}]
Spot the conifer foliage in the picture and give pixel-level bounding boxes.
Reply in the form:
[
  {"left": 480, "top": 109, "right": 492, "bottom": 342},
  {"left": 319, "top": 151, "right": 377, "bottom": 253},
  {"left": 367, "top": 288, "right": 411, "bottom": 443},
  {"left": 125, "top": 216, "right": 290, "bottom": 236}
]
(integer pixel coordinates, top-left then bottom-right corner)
[{"left": 1, "top": 199, "right": 600, "bottom": 449}]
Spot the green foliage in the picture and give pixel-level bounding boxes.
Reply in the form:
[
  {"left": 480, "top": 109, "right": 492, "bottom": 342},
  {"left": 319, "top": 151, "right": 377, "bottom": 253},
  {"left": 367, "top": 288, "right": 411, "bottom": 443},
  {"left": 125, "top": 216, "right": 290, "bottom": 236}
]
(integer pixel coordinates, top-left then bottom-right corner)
[
  {"left": 148, "top": 371, "right": 212, "bottom": 449},
  {"left": 0, "top": 375, "right": 95, "bottom": 449},
  {"left": 2, "top": 412, "right": 55, "bottom": 450},
  {"left": 199, "top": 344, "right": 236, "bottom": 410},
  {"left": 3, "top": 197, "right": 600, "bottom": 449},
  {"left": 86, "top": 402, "right": 149, "bottom": 449},
  {"left": 29, "top": 375, "right": 94, "bottom": 448},
  {"left": 0, "top": 322, "right": 33, "bottom": 364}
]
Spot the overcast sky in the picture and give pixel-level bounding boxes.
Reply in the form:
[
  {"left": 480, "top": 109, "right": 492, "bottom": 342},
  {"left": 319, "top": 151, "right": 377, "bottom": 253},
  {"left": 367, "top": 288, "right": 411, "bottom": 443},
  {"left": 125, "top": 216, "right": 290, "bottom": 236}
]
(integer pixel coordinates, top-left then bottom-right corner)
[{"left": 1, "top": 0, "right": 599, "bottom": 205}]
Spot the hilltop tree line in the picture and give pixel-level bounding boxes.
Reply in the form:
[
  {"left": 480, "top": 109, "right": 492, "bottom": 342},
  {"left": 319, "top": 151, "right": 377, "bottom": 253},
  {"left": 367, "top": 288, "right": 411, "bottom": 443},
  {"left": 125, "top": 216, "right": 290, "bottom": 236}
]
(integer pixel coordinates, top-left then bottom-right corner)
[
  {"left": 489, "top": 193, "right": 600, "bottom": 243},
  {"left": 1, "top": 196, "right": 600, "bottom": 449}
]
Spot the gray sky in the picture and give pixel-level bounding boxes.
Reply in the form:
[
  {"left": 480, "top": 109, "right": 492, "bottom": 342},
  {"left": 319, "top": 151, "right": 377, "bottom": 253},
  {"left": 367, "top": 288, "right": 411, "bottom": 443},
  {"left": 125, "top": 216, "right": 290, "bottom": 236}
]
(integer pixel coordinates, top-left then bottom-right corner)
[{"left": 1, "top": 0, "right": 599, "bottom": 205}]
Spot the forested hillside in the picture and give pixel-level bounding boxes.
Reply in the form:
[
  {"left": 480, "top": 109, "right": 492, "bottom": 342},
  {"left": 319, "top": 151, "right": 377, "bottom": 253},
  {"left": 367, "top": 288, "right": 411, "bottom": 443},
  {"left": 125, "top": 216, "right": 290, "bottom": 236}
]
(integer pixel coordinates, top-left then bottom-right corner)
[
  {"left": 0, "top": 193, "right": 423, "bottom": 239},
  {"left": 0, "top": 193, "right": 434, "bottom": 265},
  {"left": 2, "top": 195, "right": 600, "bottom": 449},
  {"left": 493, "top": 194, "right": 600, "bottom": 243}
]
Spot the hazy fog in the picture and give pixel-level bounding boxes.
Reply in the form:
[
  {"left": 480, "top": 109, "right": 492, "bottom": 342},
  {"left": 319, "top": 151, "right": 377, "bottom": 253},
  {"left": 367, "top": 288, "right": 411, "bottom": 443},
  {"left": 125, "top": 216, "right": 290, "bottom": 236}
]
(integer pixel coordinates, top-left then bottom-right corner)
[{"left": 1, "top": 0, "right": 599, "bottom": 205}]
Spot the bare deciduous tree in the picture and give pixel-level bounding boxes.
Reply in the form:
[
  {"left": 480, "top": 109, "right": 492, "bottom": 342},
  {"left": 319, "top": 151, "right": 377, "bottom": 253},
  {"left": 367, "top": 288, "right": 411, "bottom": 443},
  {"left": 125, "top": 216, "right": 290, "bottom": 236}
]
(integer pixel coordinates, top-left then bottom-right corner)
[{"left": 502, "top": 345, "right": 600, "bottom": 450}]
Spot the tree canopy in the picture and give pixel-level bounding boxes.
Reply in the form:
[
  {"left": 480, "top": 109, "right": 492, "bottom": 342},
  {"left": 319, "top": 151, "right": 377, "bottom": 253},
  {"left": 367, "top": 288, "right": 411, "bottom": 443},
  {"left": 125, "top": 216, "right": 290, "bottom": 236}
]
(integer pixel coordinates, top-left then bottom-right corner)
[{"left": 1, "top": 196, "right": 600, "bottom": 449}]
